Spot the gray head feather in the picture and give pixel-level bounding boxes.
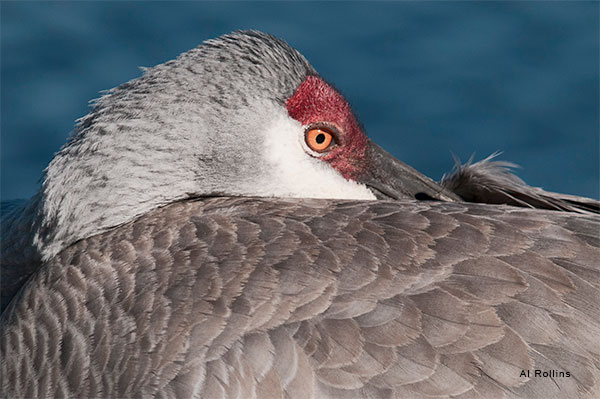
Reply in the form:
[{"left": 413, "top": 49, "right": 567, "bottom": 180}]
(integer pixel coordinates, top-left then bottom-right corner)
[{"left": 21, "top": 31, "right": 317, "bottom": 260}]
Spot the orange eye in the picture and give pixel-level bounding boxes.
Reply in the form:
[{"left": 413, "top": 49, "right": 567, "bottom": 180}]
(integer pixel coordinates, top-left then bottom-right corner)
[{"left": 305, "top": 128, "right": 334, "bottom": 152}]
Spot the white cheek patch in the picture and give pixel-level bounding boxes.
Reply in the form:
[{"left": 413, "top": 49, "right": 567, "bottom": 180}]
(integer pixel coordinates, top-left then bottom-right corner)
[{"left": 257, "top": 109, "right": 376, "bottom": 200}]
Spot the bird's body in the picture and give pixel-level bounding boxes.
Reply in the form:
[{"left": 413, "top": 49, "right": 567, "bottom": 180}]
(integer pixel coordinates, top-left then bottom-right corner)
[{"left": 1, "top": 31, "right": 599, "bottom": 398}]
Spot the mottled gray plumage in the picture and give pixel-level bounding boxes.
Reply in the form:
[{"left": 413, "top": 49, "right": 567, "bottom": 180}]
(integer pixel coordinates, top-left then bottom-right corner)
[
  {"left": 1, "top": 200, "right": 42, "bottom": 313},
  {"left": 2, "top": 199, "right": 599, "bottom": 398},
  {"left": 1, "top": 31, "right": 316, "bottom": 313},
  {"left": 2, "top": 30, "right": 599, "bottom": 399}
]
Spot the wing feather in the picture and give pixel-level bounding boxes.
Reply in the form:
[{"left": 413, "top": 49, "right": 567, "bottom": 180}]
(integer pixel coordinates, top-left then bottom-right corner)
[{"left": 1, "top": 198, "right": 599, "bottom": 398}]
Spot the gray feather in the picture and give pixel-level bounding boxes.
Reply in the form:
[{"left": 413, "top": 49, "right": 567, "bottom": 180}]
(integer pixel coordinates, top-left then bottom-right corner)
[
  {"left": 2, "top": 30, "right": 599, "bottom": 399},
  {"left": 441, "top": 153, "right": 600, "bottom": 214},
  {"left": 2, "top": 198, "right": 599, "bottom": 398}
]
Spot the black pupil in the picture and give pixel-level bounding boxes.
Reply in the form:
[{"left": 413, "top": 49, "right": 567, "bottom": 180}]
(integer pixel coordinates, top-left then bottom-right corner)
[{"left": 316, "top": 133, "right": 326, "bottom": 144}]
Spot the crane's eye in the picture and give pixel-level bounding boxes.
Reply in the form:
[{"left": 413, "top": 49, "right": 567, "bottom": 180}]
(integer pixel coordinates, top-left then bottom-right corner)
[{"left": 305, "top": 128, "right": 334, "bottom": 152}]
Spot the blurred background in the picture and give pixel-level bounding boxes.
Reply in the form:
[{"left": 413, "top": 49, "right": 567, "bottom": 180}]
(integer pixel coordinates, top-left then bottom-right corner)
[{"left": 1, "top": 1, "right": 598, "bottom": 200}]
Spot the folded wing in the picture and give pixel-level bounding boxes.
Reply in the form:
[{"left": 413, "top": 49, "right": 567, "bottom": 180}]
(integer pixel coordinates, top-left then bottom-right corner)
[{"left": 2, "top": 198, "right": 599, "bottom": 398}]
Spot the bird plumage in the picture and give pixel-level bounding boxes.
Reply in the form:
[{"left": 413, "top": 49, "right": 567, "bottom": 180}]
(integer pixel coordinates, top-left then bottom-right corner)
[
  {"left": 442, "top": 153, "right": 600, "bottom": 214},
  {"left": 2, "top": 198, "right": 599, "bottom": 398},
  {"left": 1, "top": 30, "right": 599, "bottom": 398}
]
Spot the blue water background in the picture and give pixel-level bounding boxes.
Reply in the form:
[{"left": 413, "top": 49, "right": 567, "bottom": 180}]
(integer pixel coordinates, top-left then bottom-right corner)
[{"left": 2, "top": 1, "right": 599, "bottom": 200}]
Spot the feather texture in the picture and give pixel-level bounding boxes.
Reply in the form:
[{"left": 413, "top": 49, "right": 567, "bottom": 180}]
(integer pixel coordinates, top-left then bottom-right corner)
[
  {"left": 1, "top": 198, "right": 599, "bottom": 398},
  {"left": 441, "top": 154, "right": 600, "bottom": 214}
]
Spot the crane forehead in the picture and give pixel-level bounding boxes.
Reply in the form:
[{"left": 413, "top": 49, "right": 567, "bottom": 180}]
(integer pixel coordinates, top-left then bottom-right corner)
[
  {"left": 285, "top": 76, "right": 370, "bottom": 181},
  {"left": 286, "top": 76, "right": 356, "bottom": 133}
]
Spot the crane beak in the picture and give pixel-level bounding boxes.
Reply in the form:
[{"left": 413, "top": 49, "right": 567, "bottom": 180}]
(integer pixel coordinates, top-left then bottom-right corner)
[{"left": 359, "top": 142, "right": 459, "bottom": 202}]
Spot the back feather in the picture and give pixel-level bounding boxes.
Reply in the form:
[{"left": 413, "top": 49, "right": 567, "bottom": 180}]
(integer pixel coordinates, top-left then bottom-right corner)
[
  {"left": 441, "top": 153, "right": 600, "bottom": 214},
  {"left": 1, "top": 198, "right": 599, "bottom": 398}
]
